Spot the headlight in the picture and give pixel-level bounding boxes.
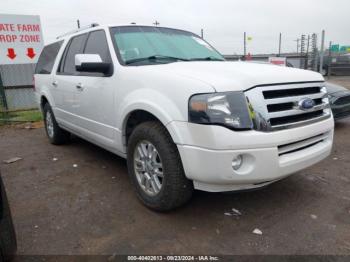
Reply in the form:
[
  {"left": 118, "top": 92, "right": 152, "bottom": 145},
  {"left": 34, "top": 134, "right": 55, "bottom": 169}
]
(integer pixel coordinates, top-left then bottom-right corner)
[{"left": 189, "top": 91, "right": 253, "bottom": 130}]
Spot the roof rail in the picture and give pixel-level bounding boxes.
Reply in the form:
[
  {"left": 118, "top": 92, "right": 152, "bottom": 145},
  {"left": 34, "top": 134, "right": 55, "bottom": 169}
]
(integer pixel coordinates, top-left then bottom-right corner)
[{"left": 56, "top": 23, "right": 99, "bottom": 39}]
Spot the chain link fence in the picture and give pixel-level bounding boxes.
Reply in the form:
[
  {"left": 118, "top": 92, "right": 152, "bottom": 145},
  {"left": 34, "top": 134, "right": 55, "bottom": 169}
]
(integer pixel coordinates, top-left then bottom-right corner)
[
  {"left": 0, "top": 63, "right": 39, "bottom": 124},
  {"left": 0, "top": 63, "right": 37, "bottom": 111},
  {"left": 3, "top": 87, "right": 37, "bottom": 110}
]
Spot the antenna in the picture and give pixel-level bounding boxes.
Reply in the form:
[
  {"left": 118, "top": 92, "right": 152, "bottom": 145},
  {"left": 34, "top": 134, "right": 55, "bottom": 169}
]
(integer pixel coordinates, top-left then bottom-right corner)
[{"left": 56, "top": 23, "right": 99, "bottom": 39}]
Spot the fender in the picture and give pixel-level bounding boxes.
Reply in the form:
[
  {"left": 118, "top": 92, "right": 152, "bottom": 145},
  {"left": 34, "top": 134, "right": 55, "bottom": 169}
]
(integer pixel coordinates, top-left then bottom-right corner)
[
  {"left": 38, "top": 90, "right": 54, "bottom": 110},
  {"left": 118, "top": 88, "right": 186, "bottom": 145}
]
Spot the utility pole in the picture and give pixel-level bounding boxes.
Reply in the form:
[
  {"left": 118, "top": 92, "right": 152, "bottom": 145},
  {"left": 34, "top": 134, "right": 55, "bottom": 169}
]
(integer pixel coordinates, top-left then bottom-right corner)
[
  {"left": 77, "top": 19, "right": 80, "bottom": 29},
  {"left": 244, "top": 32, "right": 247, "bottom": 58},
  {"left": 319, "top": 30, "right": 325, "bottom": 74},
  {"left": 305, "top": 35, "right": 310, "bottom": 69},
  {"left": 300, "top": 35, "right": 306, "bottom": 54},
  {"left": 312, "top": 33, "right": 318, "bottom": 71},
  {"left": 201, "top": 29, "right": 204, "bottom": 39},
  {"left": 295, "top": 38, "right": 300, "bottom": 54},
  {"left": 153, "top": 20, "right": 160, "bottom": 26},
  {"left": 328, "top": 41, "right": 332, "bottom": 77},
  {"left": 300, "top": 35, "right": 306, "bottom": 68},
  {"left": 278, "top": 33, "right": 282, "bottom": 56}
]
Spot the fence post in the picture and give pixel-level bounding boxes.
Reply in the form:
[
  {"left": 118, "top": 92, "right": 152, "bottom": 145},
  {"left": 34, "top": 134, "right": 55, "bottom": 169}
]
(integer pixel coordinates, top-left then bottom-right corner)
[
  {"left": 0, "top": 73, "right": 8, "bottom": 111},
  {"left": 0, "top": 72, "right": 9, "bottom": 122}
]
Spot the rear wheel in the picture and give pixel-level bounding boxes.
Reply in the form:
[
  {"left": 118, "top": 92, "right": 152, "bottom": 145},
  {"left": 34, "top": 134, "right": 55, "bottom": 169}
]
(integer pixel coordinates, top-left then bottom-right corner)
[
  {"left": 127, "top": 121, "right": 193, "bottom": 211},
  {"left": 43, "top": 103, "right": 70, "bottom": 145}
]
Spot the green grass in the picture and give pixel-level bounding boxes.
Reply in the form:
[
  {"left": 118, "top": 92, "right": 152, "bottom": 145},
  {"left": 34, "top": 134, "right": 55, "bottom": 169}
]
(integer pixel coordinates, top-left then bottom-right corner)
[{"left": 0, "top": 110, "right": 43, "bottom": 123}]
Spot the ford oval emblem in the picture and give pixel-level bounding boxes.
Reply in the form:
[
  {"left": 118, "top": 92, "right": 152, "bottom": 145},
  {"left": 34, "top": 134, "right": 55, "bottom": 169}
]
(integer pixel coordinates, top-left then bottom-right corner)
[{"left": 298, "top": 98, "right": 315, "bottom": 111}]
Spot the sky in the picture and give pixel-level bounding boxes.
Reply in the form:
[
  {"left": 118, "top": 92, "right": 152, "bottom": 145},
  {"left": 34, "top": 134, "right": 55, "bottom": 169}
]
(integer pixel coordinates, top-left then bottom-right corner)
[{"left": 1, "top": 0, "right": 350, "bottom": 55}]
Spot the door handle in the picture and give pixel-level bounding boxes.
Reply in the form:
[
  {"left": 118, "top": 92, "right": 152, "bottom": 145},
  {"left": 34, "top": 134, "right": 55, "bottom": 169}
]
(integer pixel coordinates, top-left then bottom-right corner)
[
  {"left": 76, "top": 83, "right": 84, "bottom": 91},
  {"left": 52, "top": 80, "right": 58, "bottom": 87}
]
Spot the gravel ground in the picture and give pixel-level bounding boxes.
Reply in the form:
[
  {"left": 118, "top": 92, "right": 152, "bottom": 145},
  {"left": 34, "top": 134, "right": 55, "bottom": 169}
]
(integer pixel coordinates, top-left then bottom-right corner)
[{"left": 0, "top": 77, "right": 350, "bottom": 255}]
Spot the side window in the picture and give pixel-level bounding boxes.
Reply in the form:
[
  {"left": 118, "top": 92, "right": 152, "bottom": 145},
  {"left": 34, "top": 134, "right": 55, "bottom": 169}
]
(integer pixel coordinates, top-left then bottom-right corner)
[
  {"left": 35, "top": 41, "right": 63, "bottom": 74},
  {"left": 61, "top": 34, "right": 88, "bottom": 74},
  {"left": 84, "top": 30, "right": 111, "bottom": 63}
]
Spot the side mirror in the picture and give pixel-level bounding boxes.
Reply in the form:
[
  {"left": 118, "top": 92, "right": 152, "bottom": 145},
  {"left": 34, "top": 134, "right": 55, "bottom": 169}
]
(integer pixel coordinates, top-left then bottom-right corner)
[{"left": 75, "top": 54, "right": 111, "bottom": 74}]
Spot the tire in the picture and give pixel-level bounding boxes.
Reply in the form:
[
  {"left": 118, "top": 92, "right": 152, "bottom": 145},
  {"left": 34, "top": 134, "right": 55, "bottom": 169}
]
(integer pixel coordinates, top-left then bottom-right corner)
[
  {"left": 43, "top": 103, "right": 70, "bottom": 145},
  {"left": 127, "top": 121, "right": 193, "bottom": 211}
]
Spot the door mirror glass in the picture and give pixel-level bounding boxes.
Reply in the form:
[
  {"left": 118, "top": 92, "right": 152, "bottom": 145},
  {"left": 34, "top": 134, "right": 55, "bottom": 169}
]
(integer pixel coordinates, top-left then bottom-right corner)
[{"left": 75, "top": 54, "right": 111, "bottom": 74}]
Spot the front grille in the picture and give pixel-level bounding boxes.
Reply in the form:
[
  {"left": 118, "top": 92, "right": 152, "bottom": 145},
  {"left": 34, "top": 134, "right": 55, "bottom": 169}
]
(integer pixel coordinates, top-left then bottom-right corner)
[
  {"left": 270, "top": 110, "right": 324, "bottom": 126},
  {"left": 263, "top": 86, "right": 321, "bottom": 99},
  {"left": 245, "top": 82, "right": 331, "bottom": 131},
  {"left": 267, "top": 98, "right": 323, "bottom": 113}
]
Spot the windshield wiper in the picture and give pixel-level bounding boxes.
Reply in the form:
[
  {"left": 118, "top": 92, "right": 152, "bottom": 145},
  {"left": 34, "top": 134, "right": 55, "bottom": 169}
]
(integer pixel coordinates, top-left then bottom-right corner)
[
  {"left": 125, "top": 55, "right": 189, "bottom": 65},
  {"left": 188, "top": 56, "right": 225, "bottom": 61}
]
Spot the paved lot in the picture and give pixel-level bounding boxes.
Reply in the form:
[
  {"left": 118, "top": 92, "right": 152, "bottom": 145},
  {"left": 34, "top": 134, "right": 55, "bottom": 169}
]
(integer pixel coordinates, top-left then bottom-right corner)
[
  {"left": 1, "top": 77, "right": 350, "bottom": 255},
  {"left": 327, "top": 76, "right": 350, "bottom": 89}
]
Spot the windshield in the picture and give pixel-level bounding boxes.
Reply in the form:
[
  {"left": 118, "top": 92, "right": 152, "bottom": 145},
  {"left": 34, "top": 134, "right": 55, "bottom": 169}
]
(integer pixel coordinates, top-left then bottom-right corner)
[{"left": 110, "top": 26, "right": 225, "bottom": 65}]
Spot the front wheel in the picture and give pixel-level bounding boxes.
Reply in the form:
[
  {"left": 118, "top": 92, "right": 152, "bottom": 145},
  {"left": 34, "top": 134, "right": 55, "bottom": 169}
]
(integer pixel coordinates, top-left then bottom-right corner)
[{"left": 127, "top": 121, "right": 193, "bottom": 211}]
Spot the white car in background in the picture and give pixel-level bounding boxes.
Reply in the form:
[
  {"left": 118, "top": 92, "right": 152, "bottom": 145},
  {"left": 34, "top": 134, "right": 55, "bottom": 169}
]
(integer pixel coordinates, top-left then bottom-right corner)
[{"left": 34, "top": 24, "right": 334, "bottom": 211}]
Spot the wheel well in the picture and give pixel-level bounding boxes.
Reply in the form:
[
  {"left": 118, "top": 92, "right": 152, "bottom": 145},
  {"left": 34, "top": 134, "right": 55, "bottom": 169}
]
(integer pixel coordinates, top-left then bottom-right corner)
[
  {"left": 124, "top": 110, "right": 161, "bottom": 146},
  {"left": 40, "top": 96, "right": 49, "bottom": 110}
]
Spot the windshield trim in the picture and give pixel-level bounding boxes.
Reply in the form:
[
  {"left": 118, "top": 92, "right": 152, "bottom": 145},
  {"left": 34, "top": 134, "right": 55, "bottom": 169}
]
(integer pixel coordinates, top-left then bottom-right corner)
[{"left": 109, "top": 25, "right": 225, "bottom": 67}]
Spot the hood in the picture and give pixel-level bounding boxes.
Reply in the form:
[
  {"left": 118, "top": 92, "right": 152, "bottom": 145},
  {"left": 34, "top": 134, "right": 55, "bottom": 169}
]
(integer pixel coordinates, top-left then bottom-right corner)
[{"left": 142, "top": 61, "right": 324, "bottom": 92}]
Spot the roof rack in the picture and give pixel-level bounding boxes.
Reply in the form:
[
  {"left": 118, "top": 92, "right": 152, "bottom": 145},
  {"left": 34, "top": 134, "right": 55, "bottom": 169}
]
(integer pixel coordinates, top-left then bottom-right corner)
[{"left": 56, "top": 23, "right": 99, "bottom": 39}]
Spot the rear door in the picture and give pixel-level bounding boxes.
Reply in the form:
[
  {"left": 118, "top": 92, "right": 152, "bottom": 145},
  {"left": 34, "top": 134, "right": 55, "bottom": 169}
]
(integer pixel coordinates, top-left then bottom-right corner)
[
  {"left": 53, "top": 33, "right": 88, "bottom": 127},
  {"left": 73, "top": 30, "right": 116, "bottom": 145},
  {"left": 34, "top": 41, "right": 63, "bottom": 110}
]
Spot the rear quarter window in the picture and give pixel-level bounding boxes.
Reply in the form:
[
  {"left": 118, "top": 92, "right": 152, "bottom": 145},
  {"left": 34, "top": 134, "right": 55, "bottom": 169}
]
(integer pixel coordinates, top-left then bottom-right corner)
[{"left": 35, "top": 41, "right": 64, "bottom": 74}]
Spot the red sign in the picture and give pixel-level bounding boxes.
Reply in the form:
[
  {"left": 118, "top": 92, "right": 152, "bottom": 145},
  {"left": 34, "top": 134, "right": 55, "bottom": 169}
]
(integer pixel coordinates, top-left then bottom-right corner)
[{"left": 0, "top": 14, "right": 43, "bottom": 65}]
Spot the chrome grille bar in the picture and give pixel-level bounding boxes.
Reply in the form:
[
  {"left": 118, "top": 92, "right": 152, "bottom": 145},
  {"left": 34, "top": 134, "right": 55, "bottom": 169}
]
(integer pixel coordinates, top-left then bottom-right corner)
[
  {"left": 268, "top": 102, "right": 329, "bottom": 118},
  {"left": 265, "top": 92, "right": 325, "bottom": 105},
  {"left": 270, "top": 114, "right": 331, "bottom": 130}
]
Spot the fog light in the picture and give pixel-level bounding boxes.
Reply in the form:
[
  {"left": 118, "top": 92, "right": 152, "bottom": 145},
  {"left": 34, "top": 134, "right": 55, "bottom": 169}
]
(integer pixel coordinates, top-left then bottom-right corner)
[{"left": 232, "top": 155, "right": 243, "bottom": 170}]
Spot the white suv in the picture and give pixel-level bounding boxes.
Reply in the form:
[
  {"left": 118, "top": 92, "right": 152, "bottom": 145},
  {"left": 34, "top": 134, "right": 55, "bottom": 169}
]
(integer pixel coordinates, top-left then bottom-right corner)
[{"left": 35, "top": 24, "right": 334, "bottom": 211}]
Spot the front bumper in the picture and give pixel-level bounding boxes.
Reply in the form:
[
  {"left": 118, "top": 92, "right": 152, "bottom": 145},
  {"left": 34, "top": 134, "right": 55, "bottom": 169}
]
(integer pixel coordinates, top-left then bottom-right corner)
[{"left": 168, "top": 118, "right": 334, "bottom": 192}]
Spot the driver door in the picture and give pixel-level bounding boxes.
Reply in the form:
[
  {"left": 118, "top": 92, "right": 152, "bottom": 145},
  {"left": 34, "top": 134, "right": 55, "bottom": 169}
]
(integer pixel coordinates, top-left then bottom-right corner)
[{"left": 73, "top": 30, "right": 116, "bottom": 146}]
